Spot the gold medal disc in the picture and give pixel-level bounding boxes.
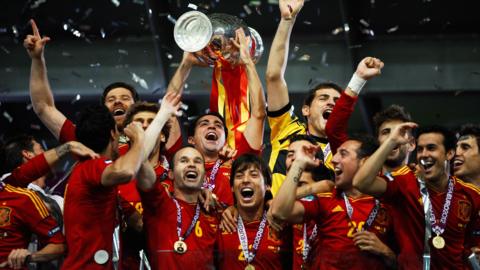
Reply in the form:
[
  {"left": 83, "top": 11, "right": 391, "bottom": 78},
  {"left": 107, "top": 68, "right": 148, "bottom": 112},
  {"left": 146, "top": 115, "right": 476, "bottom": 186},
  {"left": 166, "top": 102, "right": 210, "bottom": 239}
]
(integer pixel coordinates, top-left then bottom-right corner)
[
  {"left": 174, "top": 240, "right": 187, "bottom": 254},
  {"left": 245, "top": 264, "right": 255, "bottom": 270},
  {"left": 432, "top": 235, "right": 445, "bottom": 249}
]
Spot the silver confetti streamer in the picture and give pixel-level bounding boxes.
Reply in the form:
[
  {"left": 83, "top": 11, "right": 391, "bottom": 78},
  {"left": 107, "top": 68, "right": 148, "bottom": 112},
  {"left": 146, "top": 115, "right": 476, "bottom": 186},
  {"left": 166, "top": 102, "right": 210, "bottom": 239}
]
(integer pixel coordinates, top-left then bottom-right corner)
[
  {"left": 111, "top": 0, "right": 120, "bottom": 7},
  {"left": 71, "top": 94, "right": 81, "bottom": 104},
  {"left": 167, "top": 14, "right": 177, "bottom": 25},
  {"left": 386, "top": 25, "right": 399, "bottom": 33},
  {"left": 243, "top": 5, "right": 252, "bottom": 15},
  {"left": 188, "top": 3, "right": 198, "bottom": 10},
  {"left": 3, "top": 111, "right": 13, "bottom": 123},
  {"left": 131, "top": 73, "right": 149, "bottom": 90}
]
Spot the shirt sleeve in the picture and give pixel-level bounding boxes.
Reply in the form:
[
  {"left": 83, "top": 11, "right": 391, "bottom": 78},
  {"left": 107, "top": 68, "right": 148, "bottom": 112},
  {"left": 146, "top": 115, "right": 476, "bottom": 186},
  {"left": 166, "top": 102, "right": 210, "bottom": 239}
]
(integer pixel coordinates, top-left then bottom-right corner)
[
  {"left": 21, "top": 191, "right": 65, "bottom": 245},
  {"left": 165, "top": 135, "right": 183, "bottom": 162},
  {"left": 59, "top": 119, "right": 77, "bottom": 143},
  {"left": 299, "top": 197, "right": 322, "bottom": 223},
  {"left": 382, "top": 175, "right": 401, "bottom": 203},
  {"left": 5, "top": 154, "right": 50, "bottom": 188},
  {"left": 139, "top": 180, "right": 168, "bottom": 216},
  {"left": 234, "top": 132, "right": 262, "bottom": 158},
  {"left": 325, "top": 91, "right": 357, "bottom": 154},
  {"left": 267, "top": 103, "right": 298, "bottom": 141}
]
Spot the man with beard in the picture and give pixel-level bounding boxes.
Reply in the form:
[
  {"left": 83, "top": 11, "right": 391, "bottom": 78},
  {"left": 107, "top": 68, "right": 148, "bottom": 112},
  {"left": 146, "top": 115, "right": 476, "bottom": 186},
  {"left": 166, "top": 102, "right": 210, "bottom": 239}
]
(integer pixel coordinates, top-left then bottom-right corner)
[
  {"left": 271, "top": 135, "right": 396, "bottom": 269},
  {"left": 24, "top": 20, "right": 183, "bottom": 152},
  {"left": 354, "top": 124, "right": 480, "bottom": 269},
  {"left": 453, "top": 124, "right": 480, "bottom": 187},
  {"left": 137, "top": 146, "right": 219, "bottom": 270},
  {"left": 216, "top": 154, "right": 291, "bottom": 270},
  {"left": 187, "top": 29, "right": 266, "bottom": 206}
]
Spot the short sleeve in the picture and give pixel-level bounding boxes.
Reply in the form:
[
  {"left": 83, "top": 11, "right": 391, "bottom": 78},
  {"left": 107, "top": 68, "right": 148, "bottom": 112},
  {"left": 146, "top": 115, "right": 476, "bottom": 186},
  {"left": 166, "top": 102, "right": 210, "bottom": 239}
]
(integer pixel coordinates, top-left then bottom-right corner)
[
  {"left": 84, "top": 158, "right": 112, "bottom": 187},
  {"left": 5, "top": 154, "right": 50, "bottom": 188},
  {"left": 234, "top": 132, "right": 261, "bottom": 158},
  {"left": 59, "top": 119, "right": 77, "bottom": 143},
  {"left": 139, "top": 180, "right": 168, "bottom": 216},
  {"left": 299, "top": 197, "right": 321, "bottom": 223}
]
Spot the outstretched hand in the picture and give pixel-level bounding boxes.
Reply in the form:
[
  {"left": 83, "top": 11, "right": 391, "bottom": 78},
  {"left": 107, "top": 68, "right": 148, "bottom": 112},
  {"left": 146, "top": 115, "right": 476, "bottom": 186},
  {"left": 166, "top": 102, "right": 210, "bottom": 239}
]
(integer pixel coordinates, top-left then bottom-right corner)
[
  {"left": 279, "top": 0, "right": 304, "bottom": 20},
  {"left": 294, "top": 144, "right": 322, "bottom": 170},
  {"left": 23, "top": 19, "right": 50, "bottom": 59},
  {"left": 230, "top": 28, "right": 253, "bottom": 65},
  {"left": 355, "top": 57, "right": 384, "bottom": 80},
  {"left": 388, "top": 122, "right": 417, "bottom": 146},
  {"left": 159, "top": 91, "right": 182, "bottom": 118},
  {"left": 67, "top": 141, "right": 99, "bottom": 160}
]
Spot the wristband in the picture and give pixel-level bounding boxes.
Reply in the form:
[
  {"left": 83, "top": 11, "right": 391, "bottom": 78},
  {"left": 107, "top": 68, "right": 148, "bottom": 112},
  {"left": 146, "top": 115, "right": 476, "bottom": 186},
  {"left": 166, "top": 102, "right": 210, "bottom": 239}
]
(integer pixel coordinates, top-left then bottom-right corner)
[{"left": 347, "top": 73, "right": 367, "bottom": 95}]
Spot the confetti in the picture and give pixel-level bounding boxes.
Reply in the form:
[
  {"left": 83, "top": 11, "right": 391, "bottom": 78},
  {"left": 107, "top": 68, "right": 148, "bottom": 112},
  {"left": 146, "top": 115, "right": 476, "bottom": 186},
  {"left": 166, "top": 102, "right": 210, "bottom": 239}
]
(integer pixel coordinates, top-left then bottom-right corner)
[
  {"left": 100, "top": 28, "right": 106, "bottom": 38},
  {"left": 30, "top": 124, "right": 41, "bottom": 130},
  {"left": 321, "top": 51, "right": 328, "bottom": 66},
  {"left": 249, "top": 0, "right": 261, "bottom": 6},
  {"left": 243, "top": 5, "right": 252, "bottom": 15},
  {"left": 420, "top": 17, "right": 431, "bottom": 24},
  {"left": 361, "top": 28, "right": 375, "bottom": 36},
  {"left": 133, "top": 0, "right": 144, "bottom": 4},
  {"left": 167, "top": 14, "right": 177, "bottom": 25},
  {"left": 0, "top": 46, "right": 10, "bottom": 54},
  {"left": 118, "top": 49, "right": 128, "bottom": 55},
  {"left": 26, "top": 104, "right": 33, "bottom": 110},
  {"left": 386, "top": 25, "right": 399, "bottom": 33},
  {"left": 30, "top": 0, "right": 47, "bottom": 9},
  {"left": 303, "top": 21, "right": 312, "bottom": 25},
  {"left": 267, "top": 0, "right": 279, "bottom": 4},
  {"left": 188, "top": 3, "right": 198, "bottom": 10},
  {"left": 348, "top": 44, "right": 363, "bottom": 49},
  {"left": 166, "top": 53, "right": 173, "bottom": 59},
  {"left": 343, "top": 23, "right": 350, "bottom": 32},
  {"left": 3, "top": 111, "right": 13, "bottom": 123},
  {"left": 12, "top": 26, "right": 18, "bottom": 38},
  {"left": 293, "top": 44, "right": 300, "bottom": 52},
  {"left": 40, "top": 140, "right": 48, "bottom": 151},
  {"left": 71, "top": 94, "right": 81, "bottom": 104},
  {"left": 298, "top": 54, "right": 310, "bottom": 61},
  {"left": 180, "top": 103, "right": 189, "bottom": 110},
  {"left": 90, "top": 63, "right": 101, "bottom": 68},
  {"left": 359, "top": 19, "right": 370, "bottom": 27},
  {"left": 111, "top": 0, "right": 120, "bottom": 7},
  {"left": 331, "top": 27, "right": 343, "bottom": 35},
  {"left": 131, "top": 73, "right": 149, "bottom": 90}
]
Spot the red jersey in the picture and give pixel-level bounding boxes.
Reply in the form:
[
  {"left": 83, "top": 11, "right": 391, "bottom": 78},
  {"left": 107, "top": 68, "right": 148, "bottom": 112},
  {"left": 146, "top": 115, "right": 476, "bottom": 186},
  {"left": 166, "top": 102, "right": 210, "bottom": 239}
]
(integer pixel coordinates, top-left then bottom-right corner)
[
  {"left": 205, "top": 161, "right": 234, "bottom": 206},
  {"left": 300, "top": 188, "right": 392, "bottom": 270},
  {"left": 3, "top": 153, "right": 50, "bottom": 188},
  {"left": 382, "top": 166, "right": 480, "bottom": 269},
  {"left": 0, "top": 184, "right": 64, "bottom": 270},
  {"left": 292, "top": 196, "right": 320, "bottom": 270},
  {"left": 140, "top": 180, "right": 219, "bottom": 270},
  {"left": 62, "top": 157, "right": 118, "bottom": 270},
  {"left": 216, "top": 218, "right": 291, "bottom": 270}
]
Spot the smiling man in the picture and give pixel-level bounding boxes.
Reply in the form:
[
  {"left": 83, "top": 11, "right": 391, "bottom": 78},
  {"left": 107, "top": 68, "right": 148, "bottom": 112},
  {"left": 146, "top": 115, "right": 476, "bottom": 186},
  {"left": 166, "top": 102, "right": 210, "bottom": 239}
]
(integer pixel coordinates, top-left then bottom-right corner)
[
  {"left": 453, "top": 124, "right": 480, "bottom": 186},
  {"left": 353, "top": 124, "right": 480, "bottom": 269},
  {"left": 271, "top": 135, "right": 395, "bottom": 269},
  {"left": 137, "top": 146, "right": 219, "bottom": 270},
  {"left": 216, "top": 154, "right": 291, "bottom": 270}
]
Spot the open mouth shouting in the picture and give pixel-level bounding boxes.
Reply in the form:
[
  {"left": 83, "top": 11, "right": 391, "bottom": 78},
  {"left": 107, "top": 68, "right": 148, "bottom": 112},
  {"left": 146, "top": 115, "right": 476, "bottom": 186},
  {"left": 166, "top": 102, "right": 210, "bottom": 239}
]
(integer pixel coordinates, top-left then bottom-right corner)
[
  {"left": 205, "top": 131, "right": 218, "bottom": 142},
  {"left": 452, "top": 158, "right": 464, "bottom": 170},
  {"left": 239, "top": 187, "right": 255, "bottom": 202},
  {"left": 184, "top": 169, "right": 199, "bottom": 182},
  {"left": 420, "top": 158, "right": 435, "bottom": 173},
  {"left": 322, "top": 109, "right": 333, "bottom": 120}
]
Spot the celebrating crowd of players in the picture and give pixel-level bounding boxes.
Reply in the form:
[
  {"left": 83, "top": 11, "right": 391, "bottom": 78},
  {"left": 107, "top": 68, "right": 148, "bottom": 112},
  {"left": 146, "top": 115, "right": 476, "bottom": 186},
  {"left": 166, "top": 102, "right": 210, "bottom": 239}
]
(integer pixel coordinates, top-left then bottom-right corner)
[{"left": 1, "top": 0, "right": 480, "bottom": 269}]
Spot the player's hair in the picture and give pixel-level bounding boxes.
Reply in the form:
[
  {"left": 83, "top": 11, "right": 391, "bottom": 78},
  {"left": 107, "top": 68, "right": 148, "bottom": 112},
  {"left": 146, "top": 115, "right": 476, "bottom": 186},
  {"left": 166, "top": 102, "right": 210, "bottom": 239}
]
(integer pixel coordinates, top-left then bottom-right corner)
[
  {"left": 101, "top": 82, "right": 139, "bottom": 104},
  {"left": 373, "top": 105, "right": 412, "bottom": 135},
  {"left": 416, "top": 125, "right": 456, "bottom": 152},
  {"left": 457, "top": 124, "right": 480, "bottom": 152},
  {"left": 303, "top": 82, "right": 343, "bottom": 107},
  {"left": 123, "top": 101, "right": 171, "bottom": 151},
  {"left": 75, "top": 105, "right": 116, "bottom": 153},
  {"left": 0, "top": 134, "right": 36, "bottom": 173},
  {"left": 348, "top": 134, "right": 379, "bottom": 159},
  {"left": 230, "top": 154, "right": 272, "bottom": 187},
  {"left": 288, "top": 134, "right": 318, "bottom": 146}
]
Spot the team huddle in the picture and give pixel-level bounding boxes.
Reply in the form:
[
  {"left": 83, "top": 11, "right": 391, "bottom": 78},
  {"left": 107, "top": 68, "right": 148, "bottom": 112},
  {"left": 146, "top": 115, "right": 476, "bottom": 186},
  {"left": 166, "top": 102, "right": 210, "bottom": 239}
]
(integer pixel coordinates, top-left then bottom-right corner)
[{"left": 1, "top": 0, "right": 480, "bottom": 269}]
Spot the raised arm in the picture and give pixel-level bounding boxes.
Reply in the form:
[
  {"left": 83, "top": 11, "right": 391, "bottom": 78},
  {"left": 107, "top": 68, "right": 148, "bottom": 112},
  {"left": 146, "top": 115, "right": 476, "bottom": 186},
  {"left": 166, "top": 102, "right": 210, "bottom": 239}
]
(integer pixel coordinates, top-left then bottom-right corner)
[
  {"left": 24, "top": 20, "right": 67, "bottom": 140},
  {"left": 136, "top": 161, "right": 156, "bottom": 192},
  {"left": 232, "top": 28, "right": 266, "bottom": 151},
  {"left": 265, "top": 0, "right": 304, "bottom": 111},
  {"left": 101, "top": 122, "right": 145, "bottom": 186},
  {"left": 143, "top": 91, "right": 181, "bottom": 160},
  {"left": 353, "top": 122, "right": 417, "bottom": 197},
  {"left": 270, "top": 144, "right": 321, "bottom": 223},
  {"left": 326, "top": 57, "right": 384, "bottom": 154}
]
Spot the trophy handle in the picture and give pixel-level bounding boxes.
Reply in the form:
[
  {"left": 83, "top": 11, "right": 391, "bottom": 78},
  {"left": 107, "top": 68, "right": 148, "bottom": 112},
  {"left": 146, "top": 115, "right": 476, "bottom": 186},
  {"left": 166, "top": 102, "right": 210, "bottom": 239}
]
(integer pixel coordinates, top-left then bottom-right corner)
[
  {"left": 174, "top": 11, "right": 213, "bottom": 53},
  {"left": 248, "top": 27, "right": 264, "bottom": 64}
]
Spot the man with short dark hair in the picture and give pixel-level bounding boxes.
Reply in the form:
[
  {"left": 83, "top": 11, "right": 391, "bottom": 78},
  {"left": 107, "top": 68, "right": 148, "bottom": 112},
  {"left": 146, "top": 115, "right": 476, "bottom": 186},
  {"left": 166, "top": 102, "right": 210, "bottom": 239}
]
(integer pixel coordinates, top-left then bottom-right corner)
[
  {"left": 61, "top": 105, "right": 154, "bottom": 269},
  {"left": 137, "top": 146, "right": 219, "bottom": 270},
  {"left": 454, "top": 124, "right": 480, "bottom": 186},
  {"left": 354, "top": 124, "right": 480, "bottom": 269},
  {"left": 272, "top": 135, "right": 395, "bottom": 269}
]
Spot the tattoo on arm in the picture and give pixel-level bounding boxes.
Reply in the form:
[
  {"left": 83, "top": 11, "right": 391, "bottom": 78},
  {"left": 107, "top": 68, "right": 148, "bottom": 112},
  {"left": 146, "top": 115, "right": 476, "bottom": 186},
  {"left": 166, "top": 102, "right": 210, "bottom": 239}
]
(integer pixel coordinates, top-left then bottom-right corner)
[
  {"left": 291, "top": 168, "right": 302, "bottom": 184},
  {"left": 55, "top": 143, "right": 71, "bottom": 157}
]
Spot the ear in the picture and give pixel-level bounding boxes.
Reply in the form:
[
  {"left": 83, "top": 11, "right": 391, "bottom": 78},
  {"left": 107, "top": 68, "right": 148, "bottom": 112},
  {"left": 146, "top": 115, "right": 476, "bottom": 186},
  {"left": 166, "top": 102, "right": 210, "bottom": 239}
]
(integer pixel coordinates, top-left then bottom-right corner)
[
  {"left": 301, "top": 105, "right": 310, "bottom": 117},
  {"left": 187, "top": 136, "right": 195, "bottom": 145},
  {"left": 359, "top": 157, "right": 368, "bottom": 167},
  {"left": 407, "top": 137, "right": 416, "bottom": 152},
  {"left": 21, "top": 150, "right": 34, "bottom": 161},
  {"left": 168, "top": 170, "right": 174, "bottom": 180},
  {"left": 160, "top": 133, "right": 166, "bottom": 143},
  {"left": 446, "top": 149, "right": 455, "bottom": 161}
]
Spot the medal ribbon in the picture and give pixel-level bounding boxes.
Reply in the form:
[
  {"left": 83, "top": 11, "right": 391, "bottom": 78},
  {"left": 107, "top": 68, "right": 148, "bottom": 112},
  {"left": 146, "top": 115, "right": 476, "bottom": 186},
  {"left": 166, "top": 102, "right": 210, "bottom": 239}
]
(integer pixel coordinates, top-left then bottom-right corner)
[
  {"left": 342, "top": 192, "right": 380, "bottom": 231},
  {"left": 203, "top": 159, "right": 222, "bottom": 191},
  {"left": 172, "top": 197, "right": 201, "bottom": 241},
  {"left": 428, "top": 177, "right": 455, "bottom": 236},
  {"left": 302, "top": 223, "right": 318, "bottom": 263},
  {"left": 237, "top": 212, "right": 267, "bottom": 264}
]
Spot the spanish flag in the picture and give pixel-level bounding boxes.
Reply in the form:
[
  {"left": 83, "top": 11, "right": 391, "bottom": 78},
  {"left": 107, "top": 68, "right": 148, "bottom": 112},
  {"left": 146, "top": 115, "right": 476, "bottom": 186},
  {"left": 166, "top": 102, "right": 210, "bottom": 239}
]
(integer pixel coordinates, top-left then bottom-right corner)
[{"left": 210, "top": 58, "right": 250, "bottom": 150}]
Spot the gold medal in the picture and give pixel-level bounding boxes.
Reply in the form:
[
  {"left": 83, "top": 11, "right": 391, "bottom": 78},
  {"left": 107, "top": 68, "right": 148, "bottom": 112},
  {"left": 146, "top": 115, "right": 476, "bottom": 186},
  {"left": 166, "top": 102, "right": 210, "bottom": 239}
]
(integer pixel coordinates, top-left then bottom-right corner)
[
  {"left": 432, "top": 235, "right": 445, "bottom": 249},
  {"left": 174, "top": 240, "right": 187, "bottom": 254},
  {"left": 245, "top": 264, "right": 255, "bottom": 270}
]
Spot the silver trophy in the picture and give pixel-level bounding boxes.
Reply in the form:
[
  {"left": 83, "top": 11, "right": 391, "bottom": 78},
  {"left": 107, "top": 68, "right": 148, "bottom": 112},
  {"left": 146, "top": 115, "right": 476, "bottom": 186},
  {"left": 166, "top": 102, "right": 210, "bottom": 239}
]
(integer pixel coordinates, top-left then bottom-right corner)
[{"left": 174, "top": 11, "right": 264, "bottom": 66}]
